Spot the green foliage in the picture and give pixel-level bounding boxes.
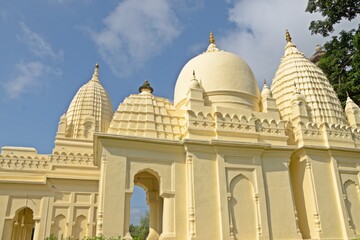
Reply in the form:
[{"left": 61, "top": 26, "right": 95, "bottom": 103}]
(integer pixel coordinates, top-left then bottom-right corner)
[
  {"left": 129, "top": 212, "right": 149, "bottom": 240},
  {"left": 306, "top": 0, "right": 360, "bottom": 106},
  {"left": 306, "top": 0, "right": 360, "bottom": 36},
  {"left": 317, "top": 29, "right": 360, "bottom": 106}
]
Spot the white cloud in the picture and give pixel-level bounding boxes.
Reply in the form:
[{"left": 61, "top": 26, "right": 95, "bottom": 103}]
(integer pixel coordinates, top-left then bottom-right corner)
[
  {"left": 3, "top": 61, "right": 61, "bottom": 98},
  {"left": 91, "top": 0, "right": 181, "bottom": 77},
  {"left": 18, "top": 22, "right": 64, "bottom": 62},
  {"left": 218, "top": 0, "right": 358, "bottom": 87}
]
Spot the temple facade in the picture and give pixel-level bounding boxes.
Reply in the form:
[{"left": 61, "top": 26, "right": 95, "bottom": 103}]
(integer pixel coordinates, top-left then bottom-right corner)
[{"left": 0, "top": 32, "right": 360, "bottom": 240}]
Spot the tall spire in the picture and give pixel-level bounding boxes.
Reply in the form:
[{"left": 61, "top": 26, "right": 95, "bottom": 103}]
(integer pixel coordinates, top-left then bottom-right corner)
[
  {"left": 91, "top": 63, "right": 100, "bottom": 82},
  {"left": 209, "top": 32, "right": 215, "bottom": 44},
  {"left": 285, "top": 29, "right": 292, "bottom": 43}
]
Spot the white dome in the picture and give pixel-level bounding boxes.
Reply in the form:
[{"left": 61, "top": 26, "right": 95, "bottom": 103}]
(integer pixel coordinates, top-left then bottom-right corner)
[{"left": 174, "top": 42, "right": 260, "bottom": 110}]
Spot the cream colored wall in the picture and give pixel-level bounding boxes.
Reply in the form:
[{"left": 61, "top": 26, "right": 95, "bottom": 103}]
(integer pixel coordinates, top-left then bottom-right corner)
[
  {"left": 98, "top": 137, "right": 185, "bottom": 239},
  {"left": 290, "top": 148, "right": 360, "bottom": 240},
  {"left": 261, "top": 150, "right": 301, "bottom": 239},
  {"left": 0, "top": 178, "right": 98, "bottom": 239},
  {"left": 186, "top": 145, "right": 221, "bottom": 239}
]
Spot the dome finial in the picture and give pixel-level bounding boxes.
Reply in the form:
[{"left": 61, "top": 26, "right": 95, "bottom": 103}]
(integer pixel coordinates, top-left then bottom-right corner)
[
  {"left": 206, "top": 32, "right": 219, "bottom": 52},
  {"left": 91, "top": 63, "right": 100, "bottom": 82},
  {"left": 139, "top": 80, "right": 153, "bottom": 94},
  {"left": 286, "top": 29, "right": 292, "bottom": 43},
  {"left": 209, "top": 32, "right": 215, "bottom": 44}
]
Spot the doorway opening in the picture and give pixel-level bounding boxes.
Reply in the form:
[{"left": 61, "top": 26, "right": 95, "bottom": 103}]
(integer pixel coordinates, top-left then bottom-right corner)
[
  {"left": 11, "top": 207, "right": 35, "bottom": 240},
  {"left": 131, "top": 170, "right": 163, "bottom": 240}
]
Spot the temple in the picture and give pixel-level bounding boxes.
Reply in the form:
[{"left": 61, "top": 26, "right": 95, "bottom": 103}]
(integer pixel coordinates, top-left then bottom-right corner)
[{"left": 0, "top": 31, "right": 360, "bottom": 240}]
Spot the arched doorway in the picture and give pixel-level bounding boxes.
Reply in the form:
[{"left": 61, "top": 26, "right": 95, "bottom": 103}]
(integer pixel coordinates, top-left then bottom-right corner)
[
  {"left": 11, "top": 207, "right": 35, "bottom": 240},
  {"left": 130, "top": 186, "right": 149, "bottom": 239},
  {"left": 133, "top": 170, "right": 163, "bottom": 240}
]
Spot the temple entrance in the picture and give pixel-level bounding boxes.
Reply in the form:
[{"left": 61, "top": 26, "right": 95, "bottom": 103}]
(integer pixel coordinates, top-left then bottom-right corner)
[
  {"left": 133, "top": 171, "right": 163, "bottom": 240},
  {"left": 10, "top": 207, "right": 35, "bottom": 240}
]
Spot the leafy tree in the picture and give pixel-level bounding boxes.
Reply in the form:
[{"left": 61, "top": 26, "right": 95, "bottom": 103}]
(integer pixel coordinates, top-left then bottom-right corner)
[
  {"left": 306, "top": 0, "right": 360, "bottom": 36},
  {"left": 129, "top": 212, "right": 149, "bottom": 240},
  {"left": 306, "top": 0, "right": 360, "bottom": 106},
  {"left": 317, "top": 29, "right": 360, "bottom": 106}
]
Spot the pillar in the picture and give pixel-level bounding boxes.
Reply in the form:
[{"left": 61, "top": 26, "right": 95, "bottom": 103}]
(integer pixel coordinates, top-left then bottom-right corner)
[
  {"left": 159, "top": 193, "right": 175, "bottom": 240},
  {"left": 147, "top": 191, "right": 160, "bottom": 240},
  {"left": 123, "top": 191, "right": 133, "bottom": 240}
]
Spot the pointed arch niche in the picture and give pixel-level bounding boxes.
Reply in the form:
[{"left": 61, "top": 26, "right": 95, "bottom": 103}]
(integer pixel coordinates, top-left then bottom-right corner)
[
  {"left": 229, "top": 174, "right": 257, "bottom": 240},
  {"left": 343, "top": 180, "right": 360, "bottom": 235},
  {"left": 50, "top": 214, "right": 66, "bottom": 239}
]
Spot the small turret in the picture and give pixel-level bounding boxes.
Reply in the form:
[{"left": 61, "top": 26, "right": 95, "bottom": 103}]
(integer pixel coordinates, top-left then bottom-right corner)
[
  {"left": 261, "top": 80, "right": 278, "bottom": 113},
  {"left": 291, "top": 84, "right": 309, "bottom": 124},
  {"left": 186, "top": 70, "right": 204, "bottom": 109},
  {"left": 345, "top": 95, "right": 360, "bottom": 129}
]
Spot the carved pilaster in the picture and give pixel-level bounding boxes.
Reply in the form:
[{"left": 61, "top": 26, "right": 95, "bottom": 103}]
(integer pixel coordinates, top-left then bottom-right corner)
[
  {"left": 96, "top": 155, "right": 107, "bottom": 235},
  {"left": 226, "top": 192, "right": 235, "bottom": 239},
  {"left": 186, "top": 153, "right": 196, "bottom": 239},
  {"left": 305, "top": 160, "right": 322, "bottom": 233},
  {"left": 253, "top": 193, "right": 262, "bottom": 236}
]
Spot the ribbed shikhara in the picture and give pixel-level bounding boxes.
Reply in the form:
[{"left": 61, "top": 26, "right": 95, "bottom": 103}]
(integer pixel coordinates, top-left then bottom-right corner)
[
  {"left": 66, "top": 77, "right": 113, "bottom": 138},
  {"left": 271, "top": 41, "right": 346, "bottom": 125},
  {"left": 108, "top": 93, "right": 185, "bottom": 140}
]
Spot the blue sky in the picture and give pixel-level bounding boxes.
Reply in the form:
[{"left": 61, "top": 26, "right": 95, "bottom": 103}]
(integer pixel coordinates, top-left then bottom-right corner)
[{"left": 0, "top": 0, "right": 356, "bottom": 225}]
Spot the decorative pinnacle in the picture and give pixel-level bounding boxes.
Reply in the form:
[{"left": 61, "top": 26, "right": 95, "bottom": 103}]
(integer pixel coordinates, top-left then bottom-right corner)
[
  {"left": 285, "top": 29, "right": 292, "bottom": 43},
  {"left": 139, "top": 80, "right": 153, "bottom": 93},
  {"left": 209, "top": 32, "right": 215, "bottom": 44},
  {"left": 193, "top": 70, "right": 196, "bottom": 79},
  {"left": 264, "top": 79, "right": 267, "bottom": 85},
  {"left": 91, "top": 63, "right": 100, "bottom": 82},
  {"left": 346, "top": 91, "right": 350, "bottom": 98}
]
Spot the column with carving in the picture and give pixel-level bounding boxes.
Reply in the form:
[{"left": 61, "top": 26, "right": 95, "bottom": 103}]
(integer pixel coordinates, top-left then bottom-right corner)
[
  {"left": 306, "top": 160, "right": 322, "bottom": 234},
  {"left": 226, "top": 192, "right": 235, "bottom": 239},
  {"left": 96, "top": 155, "right": 106, "bottom": 235},
  {"left": 186, "top": 153, "right": 196, "bottom": 239}
]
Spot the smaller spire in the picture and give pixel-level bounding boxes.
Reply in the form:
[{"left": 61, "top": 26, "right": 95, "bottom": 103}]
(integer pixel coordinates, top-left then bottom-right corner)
[
  {"left": 346, "top": 91, "right": 350, "bottom": 98},
  {"left": 209, "top": 32, "right": 215, "bottom": 44},
  {"left": 139, "top": 80, "right": 153, "bottom": 94},
  {"left": 261, "top": 79, "right": 272, "bottom": 98},
  {"left": 189, "top": 70, "right": 200, "bottom": 89},
  {"left": 91, "top": 63, "right": 100, "bottom": 82},
  {"left": 285, "top": 29, "right": 292, "bottom": 43}
]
